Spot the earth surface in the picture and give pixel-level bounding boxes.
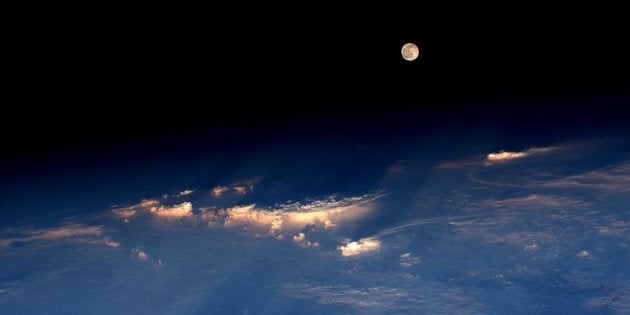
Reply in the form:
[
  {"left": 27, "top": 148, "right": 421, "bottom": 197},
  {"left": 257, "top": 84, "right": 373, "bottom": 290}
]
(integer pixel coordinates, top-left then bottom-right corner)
[{"left": 1, "top": 130, "right": 629, "bottom": 314}]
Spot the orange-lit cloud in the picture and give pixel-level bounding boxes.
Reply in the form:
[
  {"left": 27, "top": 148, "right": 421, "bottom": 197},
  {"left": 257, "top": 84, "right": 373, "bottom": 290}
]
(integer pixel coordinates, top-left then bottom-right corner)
[
  {"left": 113, "top": 199, "right": 160, "bottom": 219},
  {"left": 149, "top": 202, "right": 193, "bottom": 218},
  {"left": 485, "top": 147, "right": 557, "bottom": 165},
  {"left": 0, "top": 225, "right": 104, "bottom": 248},
  {"left": 112, "top": 199, "right": 192, "bottom": 219},
  {"left": 206, "top": 194, "right": 381, "bottom": 235},
  {"left": 338, "top": 238, "right": 381, "bottom": 257},
  {"left": 212, "top": 186, "right": 230, "bottom": 197},
  {"left": 212, "top": 178, "right": 260, "bottom": 197}
]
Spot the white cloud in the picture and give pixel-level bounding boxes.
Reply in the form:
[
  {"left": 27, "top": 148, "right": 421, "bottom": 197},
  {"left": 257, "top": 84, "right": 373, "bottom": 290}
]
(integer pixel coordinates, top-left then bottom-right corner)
[
  {"left": 577, "top": 250, "right": 591, "bottom": 258},
  {"left": 485, "top": 146, "right": 557, "bottom": 165},
  {"left": 177, "top": 190, "right": 194, "bottom": 196},
  {"left": 292, "top": 232, "right": 319, "bottom": 248},
  {"left": 131, "top": 247, "right": 148, "bottom": 261},
  {"left": 104, "top": 238, "right": 120, "bottom": 248},
  {"left": 524, "top": 244, "right": 539, "bottom": 251},
  {"left": 399, "top": 253, "right": 420, "bottom": 267},
  {"left": 338, "top": 238, "right": 381, "bottom": 257}
]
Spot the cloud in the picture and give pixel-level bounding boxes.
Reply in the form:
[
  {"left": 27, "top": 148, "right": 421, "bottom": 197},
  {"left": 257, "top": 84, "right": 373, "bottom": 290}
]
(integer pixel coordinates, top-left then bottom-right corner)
[
  {"left": 233, "top": 186, "right": 249, "bottom": 194},
  {"left": 481, "top": 195, "right": 586, "bottom": 209},
  {"left": 282, "top": 284, "right": 412, "bottom": 311},
  {"left": 104, "top": 238, "right": 120, "bottom": 248},
  {"left": 595, "top": 218, "right": 630, "bottom": 238},
  {"left": 205, "top": 194, "right": 381, "bottom": 235},
  {"left": 131, "top": 247, "right": 148, "bottom": 261},
  {"left": 399, "top": 253, "right": 420, "bottom": 267},
  {"left": 435, "top": 159, "right": 480, "bottom": 170},
  {"left": 577, "top": 250, "right": 591, "bottom": 258},
  {"left": 177, "top": 190, "right": 194, "bottom": 196},
  {"left": 485, "top": 146, "right": 557, "bottom": 165},
  {"left": 149, "top": 202, "right": 193, "bottom": 218},
  {"left": 292, "top": 233, "right": 319, "bottom": 248},
  {"left": 212, "top": 186, "right": 230, "bottom": 197},
  {"left": 0, "top": 225, "right": 104, "bottom": 248},
  {"left": 113, "top": 199, "right": 160, "bottom": 219},
  {"left": 531, "top": 162, "right": 630, "bottom": 192},
  {"left": 585, "top": 288, "right": 630, "bottom": 313},
  {"left": 281, "top": 282, "right": 483, "bottom": 313},
  {"left": 338, "top": 238, "right": 381, "bottom": 257},
  {"left": 211, "top": 178, "right": 259, "bottom": 197},
  {"left": 112, "top": 200, "right": 192, "bottom": 219},
  {"left": 386, "top": 160, "right": 408, "bottom": 174},
  {"left": 524, "top": 244, "right": 539, "bottom": 251},
  {"left": 438, "top": 144, "right": 572, "bottom": 169}
]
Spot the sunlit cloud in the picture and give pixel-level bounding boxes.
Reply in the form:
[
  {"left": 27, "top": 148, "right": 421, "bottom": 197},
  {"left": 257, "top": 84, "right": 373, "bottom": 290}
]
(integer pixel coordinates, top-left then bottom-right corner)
[
  {"left": 149, "top": 202, "right": 193, "bottom": 218},
  {"left": 212, "top": 186, "right": 230, "bottom": 197},
  {"left": 485, "top": 146, "right": 557, "bottom": 165},
  {"left": 0, "top": 225, "right": 104, "bottom": 248},
  {"left": 233, "top": 186, "right": 249, "bottom": 194},
  {"left": 113, "top": 199, "right": 160, "bottom": 219},
  {"left": 437, "top": 144, "right": 572, "bottom": 169},
  {"left": 205, "top": 194, "right": 382, "bottom": 235},
  {"left": 177, "top": 190, "right": 194, "bottom": 197},
  {"left": 112, "top": 199, "right": 192, "bottom": 219},
  {"left": 338, "top": 238, "right": 381, "bottom": 257},
  {"left": 212, "top": 178, "right": 259, "bottom": 197},
  {"left": 292, "top": 232, "right": 319, "bottom": 248}
]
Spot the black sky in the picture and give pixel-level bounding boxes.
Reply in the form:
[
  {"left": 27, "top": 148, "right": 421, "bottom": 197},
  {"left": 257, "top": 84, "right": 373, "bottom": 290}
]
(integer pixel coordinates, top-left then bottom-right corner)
[{"left": 4, "top": 11, "right": 630, "bottom": 170}]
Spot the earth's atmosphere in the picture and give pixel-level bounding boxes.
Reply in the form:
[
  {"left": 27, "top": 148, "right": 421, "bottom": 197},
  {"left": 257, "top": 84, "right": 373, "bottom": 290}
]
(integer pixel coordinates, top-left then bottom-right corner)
[{"left": 1, "top": 133, "right": 629, "bottom": 314}]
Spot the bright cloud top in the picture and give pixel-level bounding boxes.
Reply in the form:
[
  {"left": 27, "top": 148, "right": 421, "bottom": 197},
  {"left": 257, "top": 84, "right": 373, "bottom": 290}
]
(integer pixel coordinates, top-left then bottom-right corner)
[
  {"left": 338, "top": 238, "right": 381, "bottom": 257},
  {"left": 113, "top": 200, "right": 192, "bottom": 219},
  {"left": 206, "top": 194, "right": 381, "bottom": 235},
  {"left": 486, "top": 147, "right": 556, "bottom": 164},
  {"left": 150, "top": 202, "right": 193, "bottom": 218}
]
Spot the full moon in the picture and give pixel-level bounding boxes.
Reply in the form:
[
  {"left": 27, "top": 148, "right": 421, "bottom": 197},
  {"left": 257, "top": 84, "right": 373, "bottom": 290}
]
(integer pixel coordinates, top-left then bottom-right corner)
[{"left": 401, "top": 42, "right": 420, "bottom": 61}]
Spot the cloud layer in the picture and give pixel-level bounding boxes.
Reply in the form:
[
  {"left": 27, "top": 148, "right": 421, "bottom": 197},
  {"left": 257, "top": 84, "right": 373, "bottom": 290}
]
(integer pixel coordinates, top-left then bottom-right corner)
[{"left": 338, "top": 238, "right": 381, "bottom": 257}]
